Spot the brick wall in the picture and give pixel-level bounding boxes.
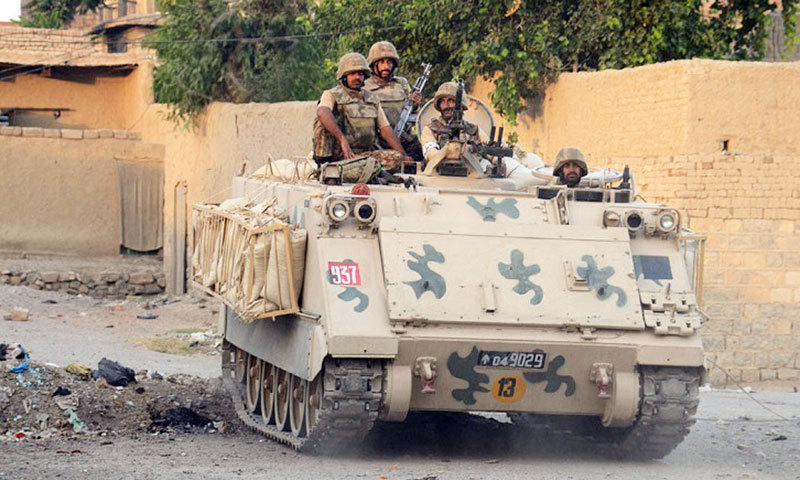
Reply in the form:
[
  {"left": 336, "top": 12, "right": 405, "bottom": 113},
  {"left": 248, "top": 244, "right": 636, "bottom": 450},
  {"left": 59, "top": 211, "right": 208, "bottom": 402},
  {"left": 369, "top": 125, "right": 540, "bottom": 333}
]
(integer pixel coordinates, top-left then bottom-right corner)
[{"left": 604, "top": 152, "right": 800, "bottom": 385}]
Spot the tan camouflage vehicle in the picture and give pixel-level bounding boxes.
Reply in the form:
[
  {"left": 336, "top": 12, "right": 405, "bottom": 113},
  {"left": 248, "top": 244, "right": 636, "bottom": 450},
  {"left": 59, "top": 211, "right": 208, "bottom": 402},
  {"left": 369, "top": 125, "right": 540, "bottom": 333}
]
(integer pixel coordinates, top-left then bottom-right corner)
[{"left": 192, "top": 98, "right": 707, "bottom": 459}]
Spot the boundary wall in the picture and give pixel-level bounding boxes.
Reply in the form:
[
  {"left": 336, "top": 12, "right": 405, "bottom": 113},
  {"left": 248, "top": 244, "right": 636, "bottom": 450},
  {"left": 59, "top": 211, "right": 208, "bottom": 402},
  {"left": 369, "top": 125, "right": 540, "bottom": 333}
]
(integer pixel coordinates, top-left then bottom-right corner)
[{"left": 0, "top": 128, "right": 163, "bottom": 256}]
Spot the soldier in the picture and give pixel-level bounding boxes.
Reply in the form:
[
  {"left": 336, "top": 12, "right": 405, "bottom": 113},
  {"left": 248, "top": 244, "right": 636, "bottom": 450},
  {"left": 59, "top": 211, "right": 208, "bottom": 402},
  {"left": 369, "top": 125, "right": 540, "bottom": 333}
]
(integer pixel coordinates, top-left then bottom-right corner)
[
  {"left": 419, "top": 81, "right": 489, "bottom": 171},
  {"left": 552, "top": 147, "right": 588, "bottom": 187},
  {"left": 364, "top": 41, "right": 423, "bottom": 162},
  {"left": 313, "top": 52, "right": 412, "bottom": 170}
]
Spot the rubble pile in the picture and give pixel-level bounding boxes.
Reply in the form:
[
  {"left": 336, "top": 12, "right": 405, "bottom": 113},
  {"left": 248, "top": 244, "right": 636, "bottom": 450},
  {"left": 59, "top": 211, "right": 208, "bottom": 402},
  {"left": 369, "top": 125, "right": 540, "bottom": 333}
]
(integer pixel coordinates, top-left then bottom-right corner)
[
  {"left": 0, "top": 357, "right": 236, "bottom": 442},
  {"left": 0, "top": 269, "right": 166, "bottom": 299}
]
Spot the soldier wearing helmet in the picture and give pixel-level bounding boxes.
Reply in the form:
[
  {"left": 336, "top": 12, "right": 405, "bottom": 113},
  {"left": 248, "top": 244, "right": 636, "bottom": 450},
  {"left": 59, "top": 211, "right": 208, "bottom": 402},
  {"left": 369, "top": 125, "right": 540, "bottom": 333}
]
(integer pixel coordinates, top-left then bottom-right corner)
[
  {"left": 552, "top": 147, "right": 588, "bottom": 187},
  {"left": 364, "top": 41, "right": 423, "bottom": 162},
  {"left": 420, "top": 81, "right": 489, "bottom": 167},
  {"left": 313, "top": 52, "right": 412, "bottom": 168}
]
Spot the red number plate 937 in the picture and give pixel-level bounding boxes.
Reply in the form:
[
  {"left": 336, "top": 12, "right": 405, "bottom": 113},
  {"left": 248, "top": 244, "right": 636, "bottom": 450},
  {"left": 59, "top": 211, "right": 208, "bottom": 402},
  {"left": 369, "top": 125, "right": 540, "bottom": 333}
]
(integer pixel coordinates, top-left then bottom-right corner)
[{"left": 327, "top": 262, "right": 361, "bottom": 286}]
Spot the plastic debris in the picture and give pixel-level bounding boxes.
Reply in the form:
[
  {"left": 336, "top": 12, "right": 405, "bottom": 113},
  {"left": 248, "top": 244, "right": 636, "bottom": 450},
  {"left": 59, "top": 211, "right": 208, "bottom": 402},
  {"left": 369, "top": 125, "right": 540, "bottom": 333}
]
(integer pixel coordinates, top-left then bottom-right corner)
[
  {"left": 9, "top": 352, "right": 29, "bottom": 373},
  {"left": 0, "top": 343, "right": 26, "bottom": 361},
  {"left": 65, "top": 362, "right": 93, "bottom": 379},
  {"left": 66, "top": 409, "right": 89, "bottom": 433},
  {"left": 92, "top": 358, "right": 136, "bottom": 387},
  {"left": 137, "top": 313, "right": 159, "bottom": 320},
  {"left": 52, "top": 386, "right": 72, "bottom": 397}
]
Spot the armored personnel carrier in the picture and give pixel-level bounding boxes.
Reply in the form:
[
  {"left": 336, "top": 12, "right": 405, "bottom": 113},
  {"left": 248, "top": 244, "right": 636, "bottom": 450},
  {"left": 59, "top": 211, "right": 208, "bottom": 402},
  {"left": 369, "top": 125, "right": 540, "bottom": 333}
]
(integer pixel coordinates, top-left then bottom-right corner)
[{"left": 193, "top": 97, "right": 707, "bottom": 459}]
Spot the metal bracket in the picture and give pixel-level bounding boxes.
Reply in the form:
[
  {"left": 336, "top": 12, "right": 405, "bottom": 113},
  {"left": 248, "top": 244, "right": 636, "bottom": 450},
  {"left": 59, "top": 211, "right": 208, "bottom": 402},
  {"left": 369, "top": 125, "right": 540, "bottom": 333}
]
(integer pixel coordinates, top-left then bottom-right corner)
[
  {"left": 589, "top": 362, "right": 614, "bottom": 398},
  {"left": 564, "top": 260, "right": 591, "bottom": 291},
  {"left": 413, "top": 357, "right": 438, "bottom": 394}
]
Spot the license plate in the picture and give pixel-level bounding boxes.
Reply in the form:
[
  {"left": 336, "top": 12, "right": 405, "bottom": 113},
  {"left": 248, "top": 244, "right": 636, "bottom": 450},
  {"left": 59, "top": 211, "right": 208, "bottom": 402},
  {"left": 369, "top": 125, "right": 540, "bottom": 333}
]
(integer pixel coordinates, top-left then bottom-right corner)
[{"left": 478, "top": 350, "right": 547, "bottom": 369}]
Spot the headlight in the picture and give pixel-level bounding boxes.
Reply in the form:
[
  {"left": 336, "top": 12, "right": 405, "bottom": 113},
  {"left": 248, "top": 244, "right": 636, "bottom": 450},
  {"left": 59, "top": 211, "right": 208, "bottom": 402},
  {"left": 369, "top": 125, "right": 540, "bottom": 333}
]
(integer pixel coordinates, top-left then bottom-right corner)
[
  {"left": 603, "top": 211, "right": 621, "bottom": 228},
  {"left": 354, "top": 200, "right": 376, "bottom": 224},
  {"left": 328, "top": 200, "right": 350, "bottom": 222},
  {"left": 624, "top": 211, "right": 643, "bottom": 232},
  {"left": 657, "top": 212, "right": 678, "bottom": 233}
]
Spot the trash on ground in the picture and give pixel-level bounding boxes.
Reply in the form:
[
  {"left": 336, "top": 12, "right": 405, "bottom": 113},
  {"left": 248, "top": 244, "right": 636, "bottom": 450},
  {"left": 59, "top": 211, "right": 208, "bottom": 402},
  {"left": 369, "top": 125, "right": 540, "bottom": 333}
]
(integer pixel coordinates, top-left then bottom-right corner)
[
  {"left": 0, "top": 342, "right": 26, "bottom": 361},
  {"left": 92, "top": 358, "right": 136, "bottom": 387},
  {"left": 137, "top": 312, "right": 159, "bottom": 320},
  {"left": 65, "top": 362, "right": 93, "bottom": 379},
  {"left": 52, "top": 386, "right": 72, "bottom": 397}
]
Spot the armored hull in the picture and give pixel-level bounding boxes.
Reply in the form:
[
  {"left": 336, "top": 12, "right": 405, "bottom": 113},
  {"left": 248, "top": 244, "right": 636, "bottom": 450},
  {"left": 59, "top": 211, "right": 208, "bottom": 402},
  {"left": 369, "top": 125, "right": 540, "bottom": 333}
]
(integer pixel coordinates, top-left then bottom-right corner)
[{"left": 206, "top": 168, "right": 707, "bottom": 458}]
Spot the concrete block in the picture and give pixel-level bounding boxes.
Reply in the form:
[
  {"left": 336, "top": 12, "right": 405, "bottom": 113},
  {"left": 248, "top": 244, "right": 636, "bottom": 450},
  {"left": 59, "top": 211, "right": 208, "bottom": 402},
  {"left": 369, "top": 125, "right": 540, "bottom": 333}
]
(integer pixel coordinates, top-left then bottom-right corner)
[
  {"left": 98, "top": 272, "right": 121, "bottom": 283},
  {"left": 59, "top": 271, "right": 77, "bottom": 282},
  {"left": 4, "top": 308, "right": 30, "bottom": 322},
  {"left": 777, "top": 368, "right": 799, "bottom": 380},
  {"left": 128, "top": 131, "right": 142, "bottom": 140},
  {"left": 43, "top": 128, "right": 61, "bottom": 138},
  {"left": 83, "top": 129, "right": 99, "bottom": 139},
  {"left": 78, "top": 284, "right": 89, "bottom": 294},
  {"left": 22, "top": 127, "right": 44, "bottom": 137},
  {"left": 97, "top": 129, "right": 113, "bottom": 138},
  {"left": 769, "top": 318, "right": 792, "bottom": 335},
  {"left": 759, "top": 369, "right": 777, "bottom": 381},
  {"left": 129, "top": 272, "right": 154, "bottom": 285},
  {"left": 143, "top": 283, "right": 162, "bottom": 294},
  {"left": 61, "top": 129, "right": 84, "bottom": 140},
  {"left": 0, "top": 126, "right": 22, "bottom": 136},
  {"left": 40, "top": 271, "right": 60, "bottom": 283},
  {"left": 740, "top": 369, "right": 758, "bottom": 383},
  {"left": 112, "top": 130, "right": 128, "bottom": 139}
]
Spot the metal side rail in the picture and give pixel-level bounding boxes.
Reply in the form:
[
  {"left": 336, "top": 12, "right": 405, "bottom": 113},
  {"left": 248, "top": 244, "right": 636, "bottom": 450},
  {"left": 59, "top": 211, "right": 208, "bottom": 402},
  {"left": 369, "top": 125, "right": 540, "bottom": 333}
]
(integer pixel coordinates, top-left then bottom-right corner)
[{"left": 221, "top": 345, "right": 382, "bottom": 453}]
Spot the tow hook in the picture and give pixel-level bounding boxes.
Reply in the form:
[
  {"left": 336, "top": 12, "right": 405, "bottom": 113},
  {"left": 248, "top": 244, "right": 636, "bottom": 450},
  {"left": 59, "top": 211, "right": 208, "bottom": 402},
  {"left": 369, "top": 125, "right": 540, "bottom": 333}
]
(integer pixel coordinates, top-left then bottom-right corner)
[
  {"left": 589, "top": 363, "right": 614, "bottom": 398},
  {"left": 413, "top": 357, "right": 437, "bottom": 394}
]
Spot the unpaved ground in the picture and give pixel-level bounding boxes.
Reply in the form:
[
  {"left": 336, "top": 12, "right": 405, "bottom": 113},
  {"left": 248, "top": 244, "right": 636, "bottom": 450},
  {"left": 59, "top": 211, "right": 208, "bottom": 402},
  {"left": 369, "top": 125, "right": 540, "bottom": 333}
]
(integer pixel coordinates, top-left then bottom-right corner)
[{"left": 2, "top": 282, "right": 800, "bottom": 479}]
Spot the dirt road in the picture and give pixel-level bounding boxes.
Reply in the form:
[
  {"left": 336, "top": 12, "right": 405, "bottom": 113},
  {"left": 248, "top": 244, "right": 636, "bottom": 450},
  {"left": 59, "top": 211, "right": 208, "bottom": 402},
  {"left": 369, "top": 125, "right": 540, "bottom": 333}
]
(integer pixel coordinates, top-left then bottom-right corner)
[{"left": 2, "top": 284, "right": 799, "bottom": 479}]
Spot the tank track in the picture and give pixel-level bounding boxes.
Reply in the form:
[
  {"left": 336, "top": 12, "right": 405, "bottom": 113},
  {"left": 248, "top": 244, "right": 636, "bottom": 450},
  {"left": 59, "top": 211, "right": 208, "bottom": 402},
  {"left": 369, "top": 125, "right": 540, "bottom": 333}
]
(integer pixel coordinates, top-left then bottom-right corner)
[
  {"left": 221, "top": 345, "right": 383, "bottom": 452},
  {"left": 610, "top": 366, "right": 701, "bottom": 460},
  {"left": 510, "top": 366, "right": 701, "bottom": 460}
]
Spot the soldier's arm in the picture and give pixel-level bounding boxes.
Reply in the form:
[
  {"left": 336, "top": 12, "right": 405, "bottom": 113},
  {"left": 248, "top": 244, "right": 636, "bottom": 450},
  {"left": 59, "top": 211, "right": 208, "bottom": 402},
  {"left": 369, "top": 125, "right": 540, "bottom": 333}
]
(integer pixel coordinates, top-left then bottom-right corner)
[{"left": 316, "top": 91, "right": 355, "bottom": 159}]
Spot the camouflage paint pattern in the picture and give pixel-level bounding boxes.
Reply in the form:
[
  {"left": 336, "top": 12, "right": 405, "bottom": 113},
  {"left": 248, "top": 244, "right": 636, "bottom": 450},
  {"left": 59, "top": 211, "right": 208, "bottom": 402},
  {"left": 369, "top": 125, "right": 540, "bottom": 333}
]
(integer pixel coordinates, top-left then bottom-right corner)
[
  {"left": 523, "top": 354, "right": 576, "bottom": 397},
  {"left": 466, "top": 196, "right": 520, "bottom": 222},
  {"left": 446, "top": 346, "right": 490, "bottom": 405},
  {"left": 404, "top": 244, "right": 446, "bottom": 299},
  {"left": 577, "top": 255, "right": 628, "bottom": 307},
  {"left": 498, "top": 249, "right": 543, "bottom": 305}
]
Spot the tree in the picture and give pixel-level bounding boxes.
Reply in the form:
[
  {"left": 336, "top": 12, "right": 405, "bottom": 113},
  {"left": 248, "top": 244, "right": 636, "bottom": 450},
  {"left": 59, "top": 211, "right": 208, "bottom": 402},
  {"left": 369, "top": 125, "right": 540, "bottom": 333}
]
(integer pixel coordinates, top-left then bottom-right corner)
[
  {"left": 314, "top": 0, "right": 799, "bottom": 124},
  {"left": 151, "top": 0, "right": 331, "bottom": 126},
  {"left": 22, "top": 0, "right": 104, "bottom": 27}
]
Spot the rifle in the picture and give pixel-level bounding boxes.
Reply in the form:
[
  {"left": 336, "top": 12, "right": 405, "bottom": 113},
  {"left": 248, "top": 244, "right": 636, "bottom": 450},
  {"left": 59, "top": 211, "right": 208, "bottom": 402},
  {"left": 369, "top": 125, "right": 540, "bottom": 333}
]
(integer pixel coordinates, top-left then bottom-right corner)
[
  {"left": 443, "top": 80, "right": 513, "bottom": 178},
  {"left": 393, "top": 62, "right": 432, "bottom": 137}
]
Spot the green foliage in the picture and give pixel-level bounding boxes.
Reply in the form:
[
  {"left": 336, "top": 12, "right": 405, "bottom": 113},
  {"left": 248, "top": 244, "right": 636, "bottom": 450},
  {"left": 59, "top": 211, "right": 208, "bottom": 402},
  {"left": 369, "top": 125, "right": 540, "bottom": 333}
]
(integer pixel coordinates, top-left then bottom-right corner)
[
  {"left": 23, "top": 0, "right": 104, "bottom": 26},
  {"left": 314, "top": 0, "right": 799, "bottom": 124},
  {"left": 152, "top": 0, "right": 330, "bottom": 126}
]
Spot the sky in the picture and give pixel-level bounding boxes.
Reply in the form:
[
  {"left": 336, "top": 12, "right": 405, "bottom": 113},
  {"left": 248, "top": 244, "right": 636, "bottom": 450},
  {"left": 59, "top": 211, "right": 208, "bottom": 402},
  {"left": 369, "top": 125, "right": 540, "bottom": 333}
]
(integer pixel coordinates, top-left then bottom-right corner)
[{"left": 0, "top": 0, "right": 21, "bottom": 22}]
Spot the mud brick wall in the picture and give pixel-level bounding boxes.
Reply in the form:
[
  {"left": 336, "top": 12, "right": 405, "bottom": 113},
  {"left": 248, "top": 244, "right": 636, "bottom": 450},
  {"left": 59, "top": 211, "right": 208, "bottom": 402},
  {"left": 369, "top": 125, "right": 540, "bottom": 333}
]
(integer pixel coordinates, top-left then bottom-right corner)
[
  {"left": 605, "top": 153, "right": 800, "bottom": 385},
  {"left": 0, "top": 268, "right": 165, "bottom": 299}
]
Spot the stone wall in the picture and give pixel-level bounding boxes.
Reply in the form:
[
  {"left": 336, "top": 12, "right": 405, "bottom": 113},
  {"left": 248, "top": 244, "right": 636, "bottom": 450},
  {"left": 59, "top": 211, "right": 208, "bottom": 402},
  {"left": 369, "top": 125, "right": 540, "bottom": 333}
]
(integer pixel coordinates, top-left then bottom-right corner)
[
  {"left": 0, "top": 268, "right": 165, "bottom": 298},
  {"left": 604, "top": 152, "right": 800, "bottom": 384},
  {"left": 0, "top": 128, "right": 163, "bottom": 256}
]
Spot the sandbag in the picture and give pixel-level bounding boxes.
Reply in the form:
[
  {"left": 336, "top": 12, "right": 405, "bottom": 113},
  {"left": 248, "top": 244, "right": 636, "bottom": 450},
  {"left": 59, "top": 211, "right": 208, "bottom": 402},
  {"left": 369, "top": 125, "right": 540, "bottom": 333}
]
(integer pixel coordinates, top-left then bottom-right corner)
[{"left": 265, "top": 228, "right": 307, "bottom": 309}]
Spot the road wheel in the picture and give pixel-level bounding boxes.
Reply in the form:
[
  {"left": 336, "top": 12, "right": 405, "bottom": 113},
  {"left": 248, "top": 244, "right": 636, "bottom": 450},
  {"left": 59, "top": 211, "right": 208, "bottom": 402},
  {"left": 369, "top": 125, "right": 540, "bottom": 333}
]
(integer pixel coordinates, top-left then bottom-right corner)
[
  {"left": 305, "top": 373, "right": 323, "bottom": 435},
  {"left": 245, "top": 354, "right": 260, "bottom": 413},
  {"left": 234, "top": 348, "right": 247, "bottom": 384},
  {"left": 274, "top": 368, "right": 290, "bottom": 431},
  {"left": 260, "top": 362, "right": 275, "bottom": 424},
  {"left": 289, "top": 375, "right": 308, "bottom": 437}
]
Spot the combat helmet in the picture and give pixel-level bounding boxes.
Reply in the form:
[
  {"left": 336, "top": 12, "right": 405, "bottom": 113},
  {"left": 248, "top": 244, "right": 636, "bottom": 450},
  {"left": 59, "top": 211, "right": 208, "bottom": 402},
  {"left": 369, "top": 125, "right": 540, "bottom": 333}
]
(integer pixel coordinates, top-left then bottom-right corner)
[
  {"left": 433, "top": 82, "right": 469, "bottom": 111},
  {"left": 367, "top": 41, "right": 400, "bottom": 67},
  {"left": 553, "top": 147, "right": 588, "bottom": 177},
  {"left": 337, "top": 52, "right": 371, "bottom": 80}
]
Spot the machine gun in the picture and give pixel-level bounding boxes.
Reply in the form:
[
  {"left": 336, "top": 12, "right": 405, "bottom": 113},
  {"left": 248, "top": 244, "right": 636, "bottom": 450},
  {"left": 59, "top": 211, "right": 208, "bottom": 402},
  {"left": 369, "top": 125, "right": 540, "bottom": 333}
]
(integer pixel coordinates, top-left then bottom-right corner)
[
  {"left": 393, "top": 62, "right": 432, "bottom": 137},
  {"left": 437, "top": 80, "right": 513, "bottom": 178}
]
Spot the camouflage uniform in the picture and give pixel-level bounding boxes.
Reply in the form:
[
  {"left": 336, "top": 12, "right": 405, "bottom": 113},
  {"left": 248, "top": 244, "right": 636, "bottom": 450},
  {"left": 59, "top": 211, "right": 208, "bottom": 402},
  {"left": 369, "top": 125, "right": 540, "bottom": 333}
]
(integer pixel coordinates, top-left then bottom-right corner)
[
  {"left": 364, "top": 41, "right": 423, "bottom": 163},
  {"left": 552, "top": 147, "right": 588, "bottom": 187},
  {"left": 313, "top": 52, "right": 401, "bottom": 171},
  {"left": 420, "top": 82, "right": 484, "bottom": 162}
]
